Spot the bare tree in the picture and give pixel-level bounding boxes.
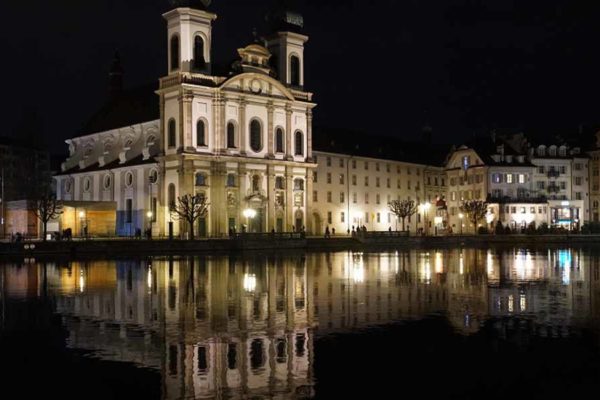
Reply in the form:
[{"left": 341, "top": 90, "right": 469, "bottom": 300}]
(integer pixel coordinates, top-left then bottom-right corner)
[
  {"left": 388, "top": 199, "right": 418, "bottom": 231},
  {"left": 460, "top": 200, "right": 488, "bottom": 233},
  {"left": 170, "top": 193, "right": 210, "bottom": 240},
  {"left": 33, "top": 194, "right": 63, "bottom": 241}
]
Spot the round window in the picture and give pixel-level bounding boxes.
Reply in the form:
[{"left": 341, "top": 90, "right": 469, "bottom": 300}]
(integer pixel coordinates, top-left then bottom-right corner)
[
  {"left": 65, "top": 180, "right": 72, "bottom": 193},
  {"left": 149, "top": 169, "right": 158, "bottom": 184},
  {"left": 125, "top": 172, "right": 134, "bottom": 187},
  {"left": 103, "top": 174, "right": 112, "bottom": 189},
  {"left": 83, "top": 178, "right": 91, "bottom": 192}
]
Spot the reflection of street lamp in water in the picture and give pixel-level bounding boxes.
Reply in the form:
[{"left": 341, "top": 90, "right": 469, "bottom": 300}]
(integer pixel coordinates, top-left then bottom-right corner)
[{"left": 243, "top": 208, "right": 257, "bottom": 233}]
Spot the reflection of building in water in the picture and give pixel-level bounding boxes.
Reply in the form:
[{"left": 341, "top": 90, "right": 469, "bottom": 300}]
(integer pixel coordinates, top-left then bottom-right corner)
[
  {"left": 488, "top": 249, "right": 592, "bottom": 336},
  {"left": 2, "top": 248, "right": 600, "bottom": 397},
  {"left": 0, "top": 257, "right": 315, "bottom": 399}
]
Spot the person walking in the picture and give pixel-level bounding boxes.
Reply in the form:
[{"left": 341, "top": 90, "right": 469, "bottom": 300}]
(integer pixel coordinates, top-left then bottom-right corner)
[
  {"left": 325, "top": 226, "right": 330, "bottom": 238},
  {"left": 332, "top": 227, "right": 336, "bottom": 236}
]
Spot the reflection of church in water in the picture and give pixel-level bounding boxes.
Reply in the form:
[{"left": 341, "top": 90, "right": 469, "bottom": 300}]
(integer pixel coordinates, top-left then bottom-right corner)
[{"left": 2, "top": 248, "right": 600, "bottom": 398}]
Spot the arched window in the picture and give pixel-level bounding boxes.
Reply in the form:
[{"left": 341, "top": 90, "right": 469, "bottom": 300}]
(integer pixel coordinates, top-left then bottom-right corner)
[
  {"left": 294, "top": 130, "right": 304, "bottom": 156},
  {"left": 227, "top": 122, "right": 236, "bottom": 149},
  {"left": 294, "top": 178, "right": 304, "bottom": 191},
  {"left": 290, "top": 55, "right": 300, "bottom": 86},
  {"left": 195, "top": 173, "right": 207, "bottom": 187},
  {"left": 250, "top": 119, "right": 262, "bottom": 152},
  {"left": 193, "top": 36, "right": 205, "bottom": 70},
  {"left": 275, "top": 128, "right": 284, "bottom": 153},
  {"left": 83, "top": 177, "right": 91, "bottom": 192},
  {"left": 196, "top": 119, "right": 206, "bottom": 147},
  {"left": 170, "top": 35, "right": 180, "bottom": 71},
  {"left": 227, "top": 174, "right": 236, "bottom": 187},
  {"left": 168, "top": 119, "right": 176, "bottom": 148},
  {"left": 168, "top": 184, "right": 176, "bottom": 210},
  {"left": 252, "top": 175, "right": 261, "bottom": 192},
  {"left": 275, "top": 176, "right": 285, "bottom": 189},
  {"left": 149, "top": 169, "right": 158, "bottom": 184}
]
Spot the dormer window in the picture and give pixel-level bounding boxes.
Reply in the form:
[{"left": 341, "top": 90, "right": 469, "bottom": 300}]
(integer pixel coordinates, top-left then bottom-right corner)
[
  {"left": 537, "top": 146, "right": 545, "bottom": 156},
  {"left": 559, "top": 146, "right": 567, "bottom": 157}
]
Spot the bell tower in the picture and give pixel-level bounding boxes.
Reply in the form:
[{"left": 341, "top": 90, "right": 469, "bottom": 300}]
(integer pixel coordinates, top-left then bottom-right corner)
[
  {"left": 266, "top": 2, "right": 309, "bottom": 88},
  {"left": 163, "top": 0, "right": 216, "bottom": 75}
]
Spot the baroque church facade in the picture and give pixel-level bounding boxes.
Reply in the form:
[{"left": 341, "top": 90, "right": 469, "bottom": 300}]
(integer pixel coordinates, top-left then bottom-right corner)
[{"left": 56, "top": 1, "right": 316, "bottom": 238}]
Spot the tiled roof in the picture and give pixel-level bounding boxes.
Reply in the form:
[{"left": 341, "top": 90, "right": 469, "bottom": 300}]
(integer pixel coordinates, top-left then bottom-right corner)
[
  {"left": 56, "top": 155, "right": 158, "bottom": 176},
  {"left": 77, "top": 84, "right": 159, "bottom": 137}
]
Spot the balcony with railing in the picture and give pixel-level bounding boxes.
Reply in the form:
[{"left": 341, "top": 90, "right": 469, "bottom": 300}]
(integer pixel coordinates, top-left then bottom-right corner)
[
  {"left": 547, "top": 169, "right": 560, "bottom": 178},
  {"left": 547, "top": 184, "right": 561, "bottom": 193}
]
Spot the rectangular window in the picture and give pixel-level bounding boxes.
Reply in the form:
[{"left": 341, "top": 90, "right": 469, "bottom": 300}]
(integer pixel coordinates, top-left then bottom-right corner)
[
  {"left": 377, "top": 213, "right": 381, "bottom": 223},
  {"left": 365, "top": 212, "right": 369, "bottom": 223},
  {"left": 537, "top": 181, "right": 545, "bottom": 190},
  {"left": 451, "top": 192, "right": 456, "bottom": 201},
  {"left": 576, "top": 192, "right": 582, "bottom": 200},
  {"left": 520, "top": 207, "right": 526, "bottom": 214},
  {"left": 538, "top": 207, "right": 543, "bottom": 214},
  {"left": 341, "top": 212, "right": 345, "bottom": 223},
  {"left": 327, "top": 191, "right": 332, "bottom": 203},
  {"left": 376, "top": 177, "right": 380, "bottom": 187},
  {"left": 397, "top": 179, "right": 401, "bottom": 189},
  {"left": 327, "top": 212, "right": 332, "bottom": 224},
  {"left": 326, "top": 157, "right": 331, "bottom": 167},
  {"left": 365, "top": 177, "right": 369, "bottom": 186},
  {"left": 376, "top": 194, "right": 380, "bottom": 204},
  {"left": 518, "top": 174, "right": 526, "bottom": 184},
  {"left": 365, "top": 162, "right": 369, "bottom": 170},
  {"left": 376, "top": 163, "right": 380, "bottom": 171},
  {"left": 365, "top": 193, "right": 369, "bottom": 204},
  {"left": 530, "top": 207, "right": 536, "bottom": 213},
  {"left": 511, "top": 207, "right": 517, "bottom": 213},
  {"left": 538, "top": 166, "right": 545, "bottom": 174},
  {"left": 353, "top": 192, "right": 357, "bottom": 203},
  {"left": 575, "top": 177, "right": 582, "bottom": 185},
  {"left": 313, "top": 171, "right": 318, "bottom": 183},
  {"left": 340, "top": 192, "right": 345, "bottom": 203},
  {"left": 560, "top": 181, "right": 567, "bottom": 190},
  {"left": 340, "top": 174, "right": 345, "bottom": 185},
  {"left": 352, "top": 160, "right": 357, "bottom": 169},
  {"left": 339, "top": 158, "right": 344, "bottom": 168},
  {"left": 352, "top": 175, "right": 357, "bottom": 185},
  {"left": 407, "top": 181, "right": 411, "bottom": 190},
  {"left": 407, "top": 167, "right": 411, "bottom": 175},
  {"left": 559, "top": 166, "right": 566, "bottom": 174},
  {"left": 313, "top": 191, "right": 318, "bottom": 202},
  {"left": 386, "top": 178, "right": 391, "bottom": 188},
  {"left": 574, "top": 163, "right": 582, "bottom": 171},
  {"left": 327, "top": 173, "right": 332, "bottom": 184},
  {"left": 506, "top": 174, "right": 513, "bottom": 184},
  {"left": 387, "top": 164, "right": 391, "bottom": 173},
  {"left": 126, "top": 199, "right": 133, "bottom": 223}
]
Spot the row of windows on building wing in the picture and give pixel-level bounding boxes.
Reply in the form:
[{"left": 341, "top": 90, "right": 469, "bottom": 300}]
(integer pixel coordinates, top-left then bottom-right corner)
[
  {"left": 170, "top": 35, "right": 301, "bottom": 86},
  {"left": 167, "top": 119, "right": 305, "bottom": 155}
]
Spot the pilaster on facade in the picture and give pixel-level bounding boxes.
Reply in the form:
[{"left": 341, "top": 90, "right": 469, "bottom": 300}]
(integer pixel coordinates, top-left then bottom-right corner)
[
  {"left": 239, "top": 98, "right": 248, "bottom": 156},
  {"left": 285, "top": 105, "right": 293, "bottom": 161}
]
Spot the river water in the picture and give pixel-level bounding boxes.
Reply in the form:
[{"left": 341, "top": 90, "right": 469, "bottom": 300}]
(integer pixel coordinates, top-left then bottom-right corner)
[{"left": 2, "top": 247, "right": 600, "bottom": 399}]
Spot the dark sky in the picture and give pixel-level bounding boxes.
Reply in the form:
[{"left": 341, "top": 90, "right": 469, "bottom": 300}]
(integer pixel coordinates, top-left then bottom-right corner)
[{"left": 3, "top": 0, "right": 600, "bottom": 155}]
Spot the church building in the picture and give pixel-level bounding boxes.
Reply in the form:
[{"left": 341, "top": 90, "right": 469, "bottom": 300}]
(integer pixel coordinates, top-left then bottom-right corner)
[{"left": 55, "top": 0, "right": 316, "bottom": 238}]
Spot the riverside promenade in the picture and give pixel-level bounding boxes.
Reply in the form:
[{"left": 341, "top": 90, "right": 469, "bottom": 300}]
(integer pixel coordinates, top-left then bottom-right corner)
[{"left": 2, "top": 232, "right": 600, "bottom": 257}]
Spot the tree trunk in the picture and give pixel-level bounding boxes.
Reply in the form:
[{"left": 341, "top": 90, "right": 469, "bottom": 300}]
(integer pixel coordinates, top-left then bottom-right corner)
[
  {"left": 43, "top": 221, "right": 47, "bottom": 242},
  {"left": 402, "top": 217, "right": 406, "bottom": 231},
  {"left": 188, "top": 219, "right": 195, "bottom": 240}
]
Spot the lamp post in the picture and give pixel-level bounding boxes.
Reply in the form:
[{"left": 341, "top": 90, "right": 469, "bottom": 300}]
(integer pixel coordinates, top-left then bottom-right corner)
[
  {"left": 243, "top": 208, "right": 257, "bottom": 233},
  {"left": 458, "top": 213, "right": 464, "bottom": 235}
]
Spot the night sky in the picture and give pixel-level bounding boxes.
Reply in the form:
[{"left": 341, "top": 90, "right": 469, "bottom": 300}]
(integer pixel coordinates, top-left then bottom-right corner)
[{"left": 3, "top": 0, "right": 600, "bottom": 155}]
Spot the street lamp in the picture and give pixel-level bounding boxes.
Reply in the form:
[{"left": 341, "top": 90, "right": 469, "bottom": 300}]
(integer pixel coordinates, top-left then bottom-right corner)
[
  {"left": 146, "top": 211, "right": 153, "bottom": 238},
  {"left": 243, "top": 208, "right": 257, "bottom": 233},
  {"left": 458, "top": 213, "right": 464, "bottom": 235}
]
